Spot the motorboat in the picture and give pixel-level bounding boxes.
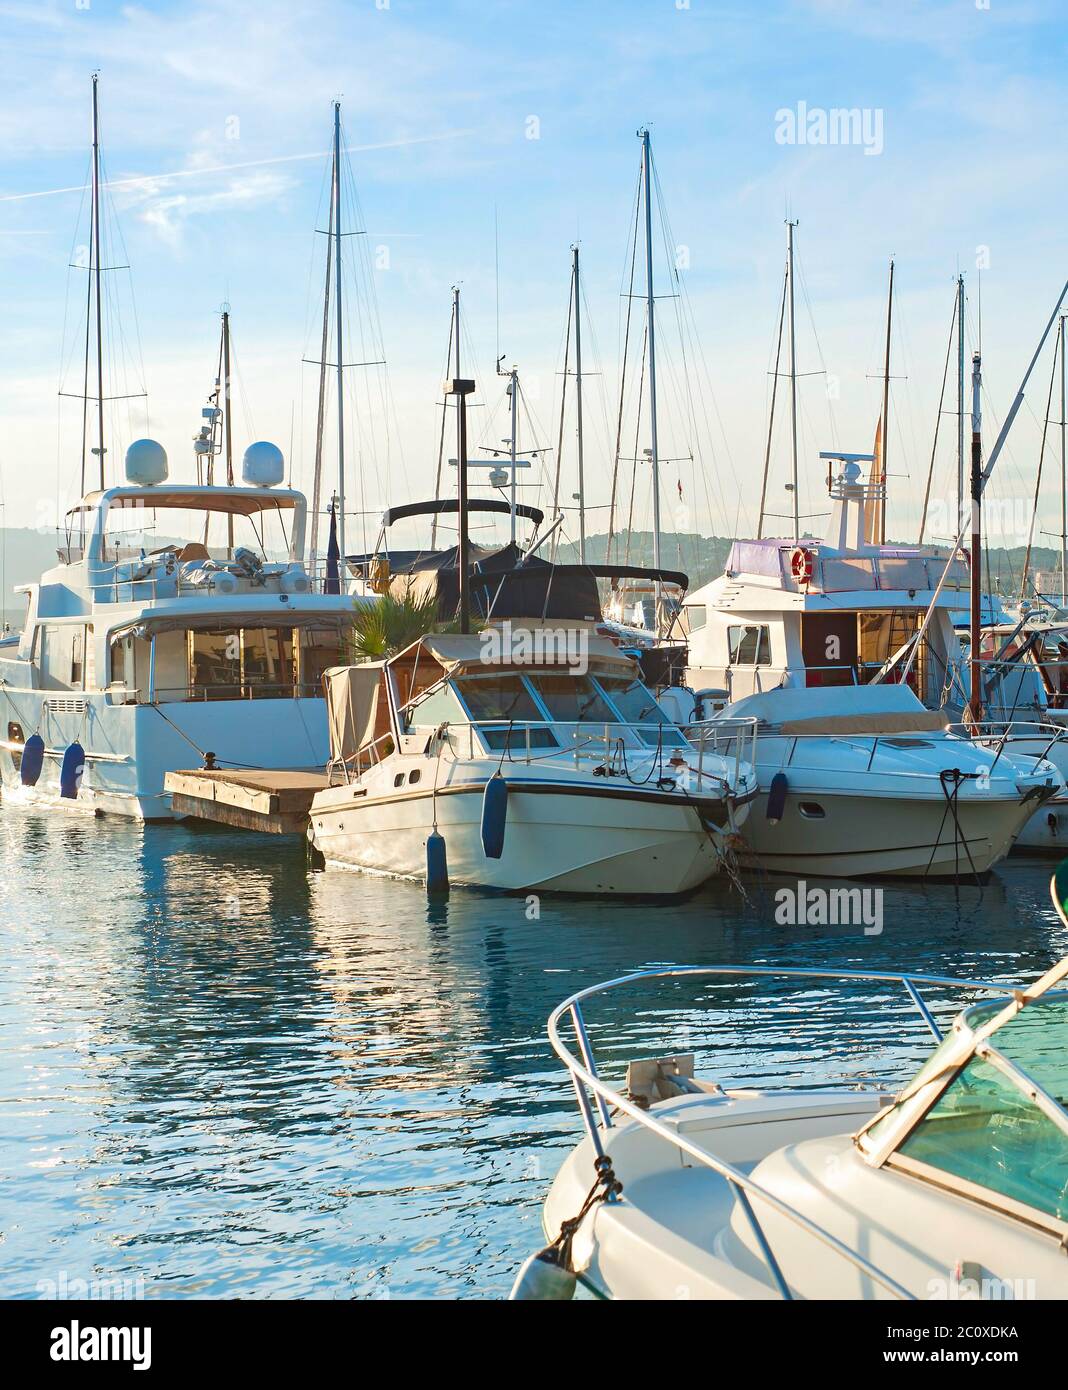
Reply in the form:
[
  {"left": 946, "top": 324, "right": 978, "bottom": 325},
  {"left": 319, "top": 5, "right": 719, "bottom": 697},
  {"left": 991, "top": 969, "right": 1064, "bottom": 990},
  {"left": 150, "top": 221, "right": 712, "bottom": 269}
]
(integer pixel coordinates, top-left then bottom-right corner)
[
  {"left": 0, "top": 455, "right": 368, "bottom": 819},
  {"left": 672, "top": 456, "right": 1062, "bottom": 874},
  {"left": 308, "top": 624, "right": 758, "bottom": 894},
  {"left": 517, "top": 929, "right": 1068, "bottom": 1299}
]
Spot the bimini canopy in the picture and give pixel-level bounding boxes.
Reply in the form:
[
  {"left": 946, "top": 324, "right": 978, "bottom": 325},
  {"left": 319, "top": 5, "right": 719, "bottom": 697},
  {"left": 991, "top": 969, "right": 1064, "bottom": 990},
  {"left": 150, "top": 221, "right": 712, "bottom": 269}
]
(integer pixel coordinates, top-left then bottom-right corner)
[
  {"left": 324, "top": 663, "right": 383, "bottom": 763},
  {"left": 75, "top": 484, "right": 304, "bottom": 517},
  {"left": 392, "top": 543, "right": 604, "bottom": 623}
]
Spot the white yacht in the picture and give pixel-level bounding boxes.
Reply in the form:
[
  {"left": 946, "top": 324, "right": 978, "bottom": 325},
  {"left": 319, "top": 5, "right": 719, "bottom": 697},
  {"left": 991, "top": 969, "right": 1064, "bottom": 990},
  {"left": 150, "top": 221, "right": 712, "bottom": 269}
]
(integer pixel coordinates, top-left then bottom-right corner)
[
  {"left": 673, "top": 457, "right": 1060, "bottom": 876},
  {"left": 308, "top": 626, "right": 758, "bottom": 894},
  {"left": 0, "top": 443, "right": 365, "bottom": 819},
  {"left": 518, "top": 940, "right": 1068, "bottom": 1299}
]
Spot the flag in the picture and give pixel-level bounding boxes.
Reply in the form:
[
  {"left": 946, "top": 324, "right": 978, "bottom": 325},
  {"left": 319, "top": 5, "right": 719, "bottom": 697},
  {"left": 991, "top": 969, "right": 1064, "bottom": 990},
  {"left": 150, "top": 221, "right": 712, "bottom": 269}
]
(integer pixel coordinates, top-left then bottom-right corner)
[{"left": 325, "top": 501, "right": 341, "bottom": 594}]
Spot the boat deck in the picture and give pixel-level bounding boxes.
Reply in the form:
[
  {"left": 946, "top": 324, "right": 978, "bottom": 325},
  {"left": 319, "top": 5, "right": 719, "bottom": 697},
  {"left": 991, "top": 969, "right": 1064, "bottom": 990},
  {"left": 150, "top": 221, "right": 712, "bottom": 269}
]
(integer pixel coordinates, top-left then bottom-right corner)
[{"left": 165, "top": 768, "right": 330, "bottom": 834}]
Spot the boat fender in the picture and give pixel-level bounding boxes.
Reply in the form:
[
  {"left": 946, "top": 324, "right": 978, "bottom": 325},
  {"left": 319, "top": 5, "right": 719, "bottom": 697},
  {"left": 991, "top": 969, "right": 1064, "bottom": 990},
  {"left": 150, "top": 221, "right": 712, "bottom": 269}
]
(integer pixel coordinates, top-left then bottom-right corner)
[
  {"left": 481, "top": 773, "right": 508, "bottom": 859},
  {"left": 20, "top": 732, "right": 45, "bottom": 787},
  {"left": 426, "top": 830, "right": 449, "bottom": 893},
  {"left": 508, "top": 1247, "right": 576, "bottom": 1301},
  {"left": 766, "top": 771, "right": 788, "bottom": 824},
  {"left": 59, "top": 741, "right": 85, "bottom": 799}
]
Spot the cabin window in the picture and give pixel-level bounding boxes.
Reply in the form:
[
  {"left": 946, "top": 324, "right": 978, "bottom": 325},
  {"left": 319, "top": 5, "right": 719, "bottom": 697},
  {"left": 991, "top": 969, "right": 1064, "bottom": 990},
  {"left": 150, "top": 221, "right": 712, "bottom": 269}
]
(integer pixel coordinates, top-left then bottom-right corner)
[
  {"left": 525, "top": 673, "right": 615, "bottom": 725},
  {"left": 595, "top": 676, "right": 688, "bottom": 748},
  {"left": 727, "top": 624, "right": 771, "bottom": 666},
  {"left": 70, "top": 628, "right": 84, "bottom": 687},
  {"left": 188, "top": 630, "right": 242, "bottom": 698},
  {"left": 686, "top": 604, "right": 707, "bottom": 631},
  {"left": 300, "top": 626, "right": 350, "bottom": 691},
  {"left": 454, "top": 674, "right": 557, "bottom": 750},
  {"left": 242, "top": 628, "right": 295, "bottom": 698}
]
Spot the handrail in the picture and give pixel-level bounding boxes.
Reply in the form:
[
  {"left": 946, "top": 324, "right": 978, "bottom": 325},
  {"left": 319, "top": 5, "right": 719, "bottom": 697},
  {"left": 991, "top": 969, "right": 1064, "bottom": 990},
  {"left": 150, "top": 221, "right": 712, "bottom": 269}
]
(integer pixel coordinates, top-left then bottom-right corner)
[
  {"left": 331, "top": 716, "right": 759, "bottom": 790},
  {"left": 546, "top": 964, "right": 1019, "bottom": 1301}
]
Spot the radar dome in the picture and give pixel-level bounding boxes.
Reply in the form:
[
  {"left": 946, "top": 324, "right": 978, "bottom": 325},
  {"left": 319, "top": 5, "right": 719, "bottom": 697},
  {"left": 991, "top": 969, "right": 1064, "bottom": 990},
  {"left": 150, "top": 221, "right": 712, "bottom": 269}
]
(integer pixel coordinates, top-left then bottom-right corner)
[
  {"left": 242, "top": 441, "right": 285, "bottom": 488},
  {"left": 125, "top": 439, "right": 168, "bottom": 487}
]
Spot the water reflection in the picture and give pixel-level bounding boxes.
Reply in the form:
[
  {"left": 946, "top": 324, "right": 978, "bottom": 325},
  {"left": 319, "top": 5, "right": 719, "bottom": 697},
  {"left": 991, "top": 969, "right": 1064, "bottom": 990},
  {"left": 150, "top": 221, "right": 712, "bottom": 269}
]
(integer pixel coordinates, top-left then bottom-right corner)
[{"left": 0, "top": 804, "right": 1064, "bottom": 1297}]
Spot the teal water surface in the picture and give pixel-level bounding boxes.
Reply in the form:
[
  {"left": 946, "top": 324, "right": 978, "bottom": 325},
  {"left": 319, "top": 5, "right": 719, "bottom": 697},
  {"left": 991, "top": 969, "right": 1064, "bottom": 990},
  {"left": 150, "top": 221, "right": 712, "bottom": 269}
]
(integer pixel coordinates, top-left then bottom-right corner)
[{"left": 1, "top": 806, "right": 1065, "bottom": 1299}]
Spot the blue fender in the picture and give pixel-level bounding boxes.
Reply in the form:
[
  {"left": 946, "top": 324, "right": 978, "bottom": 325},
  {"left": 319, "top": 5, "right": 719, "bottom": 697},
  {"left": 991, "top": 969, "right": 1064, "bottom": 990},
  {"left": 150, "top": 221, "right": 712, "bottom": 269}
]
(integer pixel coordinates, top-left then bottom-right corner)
[
  {"left": 20, "top": 732, "right": 45, "bottom": 787},
  {"left": 59, "top": 742, "right": 85, "bottom": 799},
  {"left": 766, "top": 771, "right": 789, "bottom": 824},
  {"left": 426, "top": 830, "right": 449, "bottom": 893},
  {"left": 481, "top": 773, "right": 508, "bottom": 859}
]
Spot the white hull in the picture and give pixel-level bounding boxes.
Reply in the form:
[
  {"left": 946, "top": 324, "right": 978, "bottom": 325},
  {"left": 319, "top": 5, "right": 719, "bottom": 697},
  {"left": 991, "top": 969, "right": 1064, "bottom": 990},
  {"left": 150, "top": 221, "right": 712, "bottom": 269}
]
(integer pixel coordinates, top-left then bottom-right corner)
[
  {"left": 738, "top": 786, "right": 1043, "bottom": 878},
  {"left": 0, "top": 691, "right": 329, "bottom": 821},
  {"left": 311, "top": 780, "right": 739, "bottom": 894}
]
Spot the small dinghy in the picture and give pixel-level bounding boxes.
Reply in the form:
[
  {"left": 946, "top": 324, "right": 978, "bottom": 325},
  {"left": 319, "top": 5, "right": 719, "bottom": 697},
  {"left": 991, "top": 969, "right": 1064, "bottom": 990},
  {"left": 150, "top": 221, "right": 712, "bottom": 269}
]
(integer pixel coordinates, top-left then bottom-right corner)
[{"left": 515, "top": 875, "right": 1068, "bottom": 1299}]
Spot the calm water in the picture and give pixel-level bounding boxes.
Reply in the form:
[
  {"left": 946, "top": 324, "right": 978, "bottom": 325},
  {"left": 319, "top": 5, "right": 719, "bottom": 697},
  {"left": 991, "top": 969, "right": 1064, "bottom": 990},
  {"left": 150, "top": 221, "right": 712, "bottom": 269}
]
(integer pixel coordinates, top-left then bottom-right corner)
[{"left": 1, "top": 806, "right": 1066, "bottom": 1299}]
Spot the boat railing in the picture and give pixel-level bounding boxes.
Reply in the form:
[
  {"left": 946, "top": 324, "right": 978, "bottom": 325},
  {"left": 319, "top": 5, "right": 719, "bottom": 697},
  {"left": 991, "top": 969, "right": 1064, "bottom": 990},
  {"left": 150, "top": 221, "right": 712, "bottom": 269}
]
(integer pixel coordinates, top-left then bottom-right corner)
[
  {"left": 548, "top": 963, "right": 1018, "bottom": 1301},
  {"left": 333, "top": 717, "right": 757, "bottom": 794}
]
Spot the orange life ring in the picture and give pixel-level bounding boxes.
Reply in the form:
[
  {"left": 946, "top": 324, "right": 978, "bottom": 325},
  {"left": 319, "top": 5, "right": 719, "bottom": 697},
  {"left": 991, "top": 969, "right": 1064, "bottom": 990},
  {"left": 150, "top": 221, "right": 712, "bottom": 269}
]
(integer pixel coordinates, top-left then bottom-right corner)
[{"left": 789, "top": 546, "right": 815, "bottom": 585}]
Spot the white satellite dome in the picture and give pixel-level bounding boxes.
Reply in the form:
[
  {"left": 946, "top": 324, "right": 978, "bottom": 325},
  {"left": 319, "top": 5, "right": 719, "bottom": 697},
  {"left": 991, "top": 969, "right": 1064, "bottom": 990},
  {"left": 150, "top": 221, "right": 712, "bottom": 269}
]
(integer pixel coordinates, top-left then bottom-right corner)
[
  {"left": 242, "top": 441, "right": 285, "bottom": 488},
  {"left": 125, "top": 438, "right": 168, "bottom": 487}
]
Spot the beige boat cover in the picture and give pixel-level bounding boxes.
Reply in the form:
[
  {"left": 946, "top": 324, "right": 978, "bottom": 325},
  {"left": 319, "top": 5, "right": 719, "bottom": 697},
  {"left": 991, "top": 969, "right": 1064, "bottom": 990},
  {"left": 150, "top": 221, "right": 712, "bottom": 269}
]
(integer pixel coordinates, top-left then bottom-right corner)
[
  {"left": 779, "top": 709, "right": 951, "bottom": 736},
  {"left": 416, "top": 629, "right": 636, "bottom": 672},
  {"left": 324, "top": 663, "right": 383, "bottom": 762}
]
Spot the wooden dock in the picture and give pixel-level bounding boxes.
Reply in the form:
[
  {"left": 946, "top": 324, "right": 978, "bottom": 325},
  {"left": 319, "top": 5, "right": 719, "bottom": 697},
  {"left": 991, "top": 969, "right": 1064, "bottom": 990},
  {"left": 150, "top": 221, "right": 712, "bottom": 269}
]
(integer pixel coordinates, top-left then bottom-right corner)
[{"left": 165, "top": 768, "right": 330, "bottom": 835}]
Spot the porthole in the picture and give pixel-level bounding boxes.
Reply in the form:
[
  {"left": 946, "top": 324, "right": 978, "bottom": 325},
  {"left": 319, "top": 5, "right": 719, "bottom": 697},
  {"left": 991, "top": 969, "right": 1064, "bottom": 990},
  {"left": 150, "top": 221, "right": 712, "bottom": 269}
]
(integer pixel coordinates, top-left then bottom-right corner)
[
  {"left": 798, "top": 802, "right": 825, "bottom": 819},
  {"left": 394, "top": 773, "right": 405, "bottom": 787},
  {"left": 409, "top": 769, "right": 421, "bottom": 785}
]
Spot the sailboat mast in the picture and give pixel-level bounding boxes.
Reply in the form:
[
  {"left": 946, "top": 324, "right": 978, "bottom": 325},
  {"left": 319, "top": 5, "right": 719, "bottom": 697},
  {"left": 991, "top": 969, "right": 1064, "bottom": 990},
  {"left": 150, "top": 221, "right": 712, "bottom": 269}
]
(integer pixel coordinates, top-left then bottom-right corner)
[
  {"left": 640, "top": 129, "right": 661, "bottom": 579},
  {"left": 91, "top": 74, "right": 105, "bottom": 489},
  {"left": 222, "top": 309, "right": 234, "bottom": 553},
  {"left": 786, "top": 220, "right": 799, "bottom": 543},
  {"left": 957, "top": 273, "right": 965, "bottom": 534},
  {"left": 572, "top": 244, "right": 586, "bottom": 563},
  {"left": 880, "top": 258, "right": 894, "bottom": 544},
  {"left": 332, "top": 101, "right": 346, "bottom": 567},
  {"left": 431, "top": 288, "right": 459, "bottom": 552},
  {"left": 757, "top": 264, "right": 788, "bottom": 541},
  {"left": 1061, "top": 314, "right": 1066, "bottom": 606},
  {"left": 308, "top": 188, "right": 334, "bottom": 573},
  {"left": 508, "top": 367, "right": 518, "bottom": 545},
  {"left": 968, "top": 351, "right": 983, "bottom": 727}
]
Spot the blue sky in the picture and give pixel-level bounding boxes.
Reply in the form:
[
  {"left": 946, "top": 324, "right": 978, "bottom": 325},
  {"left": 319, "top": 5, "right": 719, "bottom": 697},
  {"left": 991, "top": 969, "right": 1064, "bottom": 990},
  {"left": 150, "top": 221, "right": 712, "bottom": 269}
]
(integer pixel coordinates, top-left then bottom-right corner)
[{"left": 1, "top": 0, "right": 1066, "bottom": 555}]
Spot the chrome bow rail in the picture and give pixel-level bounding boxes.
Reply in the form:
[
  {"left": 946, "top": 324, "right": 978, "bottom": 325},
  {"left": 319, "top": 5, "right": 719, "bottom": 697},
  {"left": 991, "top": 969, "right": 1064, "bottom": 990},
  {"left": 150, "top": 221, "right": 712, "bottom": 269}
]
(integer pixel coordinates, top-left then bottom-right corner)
[{"left": 547, "top": 964, "right": 1017, "bottom": 1301}]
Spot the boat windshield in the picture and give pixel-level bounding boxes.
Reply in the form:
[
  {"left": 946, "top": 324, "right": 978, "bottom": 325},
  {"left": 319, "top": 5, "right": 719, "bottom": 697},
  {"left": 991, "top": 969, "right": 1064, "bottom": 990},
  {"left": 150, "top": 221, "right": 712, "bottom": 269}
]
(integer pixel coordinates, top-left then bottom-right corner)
[
  {"left": 525, "top": 673, "right": 615, "bottom": 724},
  {"left": 595, "top": 675, "right": 688, "bottom": 747},
  {"left": 453, "top": 673, "right": 557, "bottom": 750},
  {"left": 869, "top": 996, "right": 1068, "bottom": 1222}
]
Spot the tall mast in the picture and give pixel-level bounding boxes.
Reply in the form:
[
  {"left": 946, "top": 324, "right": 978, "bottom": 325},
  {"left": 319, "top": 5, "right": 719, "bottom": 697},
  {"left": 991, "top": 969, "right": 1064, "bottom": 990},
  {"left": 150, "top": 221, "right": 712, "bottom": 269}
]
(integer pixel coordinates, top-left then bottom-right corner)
[
  {"left": 308, "top": 186, "right": 334, "bottom": 572},
  {"left": 968, "top": 351, "right": 983, "bottom": 727},
  {"left": 757, "top": 262, "right": 788, "bottom": 540},
  {"left": 431, "top": 288, "right": 459, "bottom": 552},
  {"left": 332, "top": 101, "right": 346, "bottom": 568},
  {"left": 572, "top": 244, "right": 586, "bottom": 563},
  {"left": 640, "top": 129, "right": 662, "bottom": 582},
  {"left": 1061, "top": 314, "right": 1066, "bottom": 606},
  {"left": 786, "top": 219, "right": 799, "bottom": 543},
  {"left": 222, "top": 308, "right": 234, "bottom": 554},
  {"left": 508, "top": 366, "right": 518, "bottom": 545},
  {"left": 879, "top": 258, "right": 894, "bottom": 544},
  {"left": 956, "top": 273, "right": 965, "bottom": 533},
  {"left": 91, "top": 74, "right": 105, "bottom": 489}
]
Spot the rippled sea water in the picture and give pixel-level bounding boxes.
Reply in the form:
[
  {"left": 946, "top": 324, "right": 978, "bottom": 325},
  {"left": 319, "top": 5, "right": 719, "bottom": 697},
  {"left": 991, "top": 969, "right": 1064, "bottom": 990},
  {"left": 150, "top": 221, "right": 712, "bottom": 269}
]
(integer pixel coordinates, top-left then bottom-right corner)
[{"left": 1, "top": 805, "right": 1065, "bottom": 1299}]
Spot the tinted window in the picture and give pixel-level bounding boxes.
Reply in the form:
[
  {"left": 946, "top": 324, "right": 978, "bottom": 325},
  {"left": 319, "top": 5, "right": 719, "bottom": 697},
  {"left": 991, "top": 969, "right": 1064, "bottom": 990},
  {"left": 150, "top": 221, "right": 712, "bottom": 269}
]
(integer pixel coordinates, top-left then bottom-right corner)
[
  {"left": 727, "top": 624, "right": 771, "bottom": 665},
  {"left": 526, "top": 673, "right": 614, "bottom": 724},
  {"left": 595, "top": 676, "right": 688, "bottom": 748}
]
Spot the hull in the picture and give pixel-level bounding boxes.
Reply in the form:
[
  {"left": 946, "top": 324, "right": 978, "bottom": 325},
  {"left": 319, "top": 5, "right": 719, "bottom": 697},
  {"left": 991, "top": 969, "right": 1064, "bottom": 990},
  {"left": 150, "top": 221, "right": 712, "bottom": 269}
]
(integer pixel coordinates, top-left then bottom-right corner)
[
  {"left": 738, "top": 787, "right": 1043, "bottom": 878},
  {"left": 311, "top": 781, "right": 737, "bottom": 894},
  {"left": 0, "top": 691, "right": 329, "bottom": 821},
  {"left": 1013, "top": 794, "right": 1068, "bottom": 851}
]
